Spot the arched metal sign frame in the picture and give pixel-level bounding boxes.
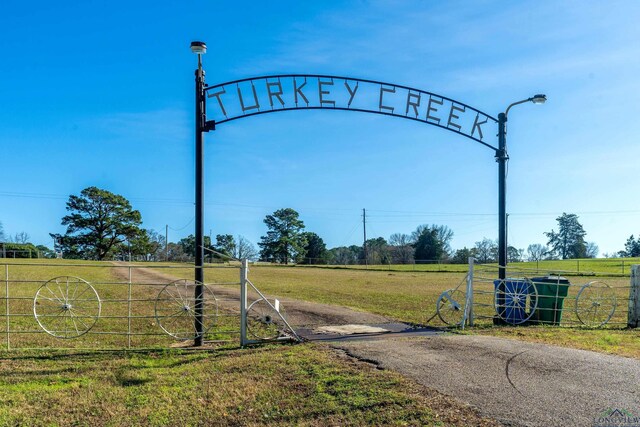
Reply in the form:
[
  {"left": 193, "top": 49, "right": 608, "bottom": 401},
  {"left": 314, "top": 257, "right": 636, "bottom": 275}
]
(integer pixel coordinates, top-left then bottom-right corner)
[
  {"left": 203, "top": 74, "right": 499, "bottom": 152},
  {"left": 189, "top": 41, "right": 544, "bottom": 345}
]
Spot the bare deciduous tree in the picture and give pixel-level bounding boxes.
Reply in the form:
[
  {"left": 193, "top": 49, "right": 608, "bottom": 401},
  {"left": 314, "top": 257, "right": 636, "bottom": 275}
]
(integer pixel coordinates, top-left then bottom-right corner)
[
  {"left": 12, "top": 231, "right": 30, "bottom": 244},
  {"left": 235, "top": 235, "right": 258, "bottom": 261},
  {"left": 389, "top": 233, "right": 414, "bottom": 264},
  {"left": 526, "top": 243, "right": 548, "bottom": 262}
]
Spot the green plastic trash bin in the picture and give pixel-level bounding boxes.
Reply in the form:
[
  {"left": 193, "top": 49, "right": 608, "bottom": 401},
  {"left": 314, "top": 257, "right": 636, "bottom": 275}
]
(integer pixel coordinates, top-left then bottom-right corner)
[{"left": 531, "top": 276, "right": 571, "bottom": 325}]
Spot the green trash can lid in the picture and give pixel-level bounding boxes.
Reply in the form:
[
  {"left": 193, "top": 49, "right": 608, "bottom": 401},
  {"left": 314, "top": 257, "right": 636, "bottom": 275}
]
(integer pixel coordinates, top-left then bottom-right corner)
[{"left": 532, "top": 275, "right": 570, "bottom": 285}]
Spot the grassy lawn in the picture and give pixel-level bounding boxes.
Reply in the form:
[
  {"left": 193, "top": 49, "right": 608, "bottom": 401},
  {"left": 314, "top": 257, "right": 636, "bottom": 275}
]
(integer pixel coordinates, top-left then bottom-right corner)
[
  {"left": 1, "top": 259, "right": 638, "bottom": 359},
  {"left": 0, "top": 343, "right": 498, "bottom": 427},
  {"left": 0, "top": 259, "right": 637, "bottom": 426}
]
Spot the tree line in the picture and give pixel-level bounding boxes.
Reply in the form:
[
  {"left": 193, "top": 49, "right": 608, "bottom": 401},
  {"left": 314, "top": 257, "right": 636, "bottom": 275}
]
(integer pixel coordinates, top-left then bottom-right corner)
[
  {"left": 254, "top": 208, "right": 603, "bottom": 265},
  {"left": 1, "top": 187, "right": 638, "bottom": 262}
]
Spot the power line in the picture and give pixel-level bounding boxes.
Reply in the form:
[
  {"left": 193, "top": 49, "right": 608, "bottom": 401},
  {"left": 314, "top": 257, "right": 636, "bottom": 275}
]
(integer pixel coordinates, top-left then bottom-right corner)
[
  {"left": 168, "top": 217, "right": 195, "bottom": 231},
  {"left": 2, "top": 190, "right": 638, "bottom": 218}
]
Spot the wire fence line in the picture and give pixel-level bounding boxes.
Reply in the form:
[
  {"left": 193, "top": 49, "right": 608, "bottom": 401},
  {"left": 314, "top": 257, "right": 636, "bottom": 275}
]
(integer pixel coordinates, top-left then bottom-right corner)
[
  {"left": 297, "top": 257, "right": 640, "bottom": 276},
  {"left": 1, "top": 262, "right": 247, "bottom": 350},
  {"left": 436, "top": 260, "right": 639, "bottom": 329},
  {"left": 2, "top": 260, "right": 637, "bottom": 350}
]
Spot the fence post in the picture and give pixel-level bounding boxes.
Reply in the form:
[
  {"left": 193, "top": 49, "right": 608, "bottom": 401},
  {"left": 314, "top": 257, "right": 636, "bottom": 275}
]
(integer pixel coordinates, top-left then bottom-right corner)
[
  {"left": 5, "top": 264, "right": 9, "bottom": 350},
  {"left": 240, "top": 259, "right": 248, "bottom": 346},
  {"left": 127, "top": 266, "right": 132, "bottom": 348},
  {"left": 628, "top": 265, "right": 640, "bottom": 328},
  {"left": 464, "top": 257, "right": 475, "bottom": 327}
]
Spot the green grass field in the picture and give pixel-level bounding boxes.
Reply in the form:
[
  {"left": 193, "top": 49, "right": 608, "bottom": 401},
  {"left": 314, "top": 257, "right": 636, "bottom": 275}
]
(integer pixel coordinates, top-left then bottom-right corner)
[
  {"left": 0, "top": 258, "right": 637, "bottom": 426},
  {"left": 0, "top": 343, "right": 501, "bottom": 427}
]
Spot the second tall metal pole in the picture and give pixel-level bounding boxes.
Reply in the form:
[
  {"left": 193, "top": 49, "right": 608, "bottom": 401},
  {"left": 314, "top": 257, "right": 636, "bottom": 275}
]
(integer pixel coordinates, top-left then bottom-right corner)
[
  {"left": 194, "top": 66, "right": 205, "bottom": 346},
  {"left": 497, "top": 112, "right": 507, "bottom": 280}
]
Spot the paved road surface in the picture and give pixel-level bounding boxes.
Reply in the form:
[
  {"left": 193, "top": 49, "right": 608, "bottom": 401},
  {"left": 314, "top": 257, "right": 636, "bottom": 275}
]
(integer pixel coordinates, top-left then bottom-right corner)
[{"left": 334, "top": 334, "right": 640, "bottom": 427}]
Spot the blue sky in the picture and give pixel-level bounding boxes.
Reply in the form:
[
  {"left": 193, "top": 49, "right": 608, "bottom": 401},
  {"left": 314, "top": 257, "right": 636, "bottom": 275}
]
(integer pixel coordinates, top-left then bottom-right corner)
[{"left": 1, "top": 0, "right": 639, "bottom": 256}]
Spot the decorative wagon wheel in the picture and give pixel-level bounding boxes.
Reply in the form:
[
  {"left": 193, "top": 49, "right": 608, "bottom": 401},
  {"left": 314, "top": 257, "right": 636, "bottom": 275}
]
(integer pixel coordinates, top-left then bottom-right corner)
[
  {"left": 575, "top": 281, "right": 617, "bottom": 327},
  {"left": 494, "top": 278, "right": 538, "bottom": 325},
  {"left": 154, "top": 279, "right": 218, "bottom": 340},
  {"left": 33, "top": 276, "right": 101, "bottom": 339},
  {"left": 436, "top": 288, "right": 466, "bottom": 326},
  {"left": 246, "top": 298, "right": 289, "bottom": 341}
]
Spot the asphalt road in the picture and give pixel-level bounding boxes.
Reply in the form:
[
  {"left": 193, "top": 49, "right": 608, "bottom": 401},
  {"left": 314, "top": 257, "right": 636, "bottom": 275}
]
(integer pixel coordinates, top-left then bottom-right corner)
[{"left": 334, "top": 334, "right": 640, "bottom": 427}]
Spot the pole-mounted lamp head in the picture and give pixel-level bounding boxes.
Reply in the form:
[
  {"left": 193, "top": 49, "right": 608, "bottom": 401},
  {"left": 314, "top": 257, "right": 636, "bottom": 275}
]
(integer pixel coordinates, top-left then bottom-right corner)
[
  {"left": 505, "top": 93, "right": 547, "bottom": 118},
  {"left": 190, "top": 41, "right": 207, "bottom": 55},
  {"left": 191, "top": 41, "right": 206, "bottom": 72},
  {"left": 531, "top": 94, "right": 547, "bottom": 104}
]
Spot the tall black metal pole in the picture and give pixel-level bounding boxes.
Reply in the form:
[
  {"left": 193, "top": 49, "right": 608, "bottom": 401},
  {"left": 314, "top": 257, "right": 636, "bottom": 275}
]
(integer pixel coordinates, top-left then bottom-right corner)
[
  {"left": 497, "top": 112, "right": 507, "bottom": 280},
  {"left": 194, "top": 64, "right": 205, "bottom": 346}
]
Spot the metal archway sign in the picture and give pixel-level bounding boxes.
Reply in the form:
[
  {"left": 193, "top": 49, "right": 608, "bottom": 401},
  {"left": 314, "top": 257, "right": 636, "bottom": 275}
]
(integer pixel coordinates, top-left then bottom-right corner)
[
  {"left": 189, "top": 41, "right": 543, "bottom": 345},
  {"left": 204, "top": 74, "right": 499, "bottom": 151}
]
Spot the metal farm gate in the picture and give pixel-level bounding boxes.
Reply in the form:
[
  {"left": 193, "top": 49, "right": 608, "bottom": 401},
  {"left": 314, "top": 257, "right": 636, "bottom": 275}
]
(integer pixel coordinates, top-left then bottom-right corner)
[{"left": 0, "top": 261, "right": 298, "bottom": 350}]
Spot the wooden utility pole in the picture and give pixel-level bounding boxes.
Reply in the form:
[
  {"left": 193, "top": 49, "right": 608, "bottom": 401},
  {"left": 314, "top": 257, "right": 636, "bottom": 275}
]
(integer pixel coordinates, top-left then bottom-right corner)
[{"left": 362, "top": 208, "right": 368, "bottom": 267}]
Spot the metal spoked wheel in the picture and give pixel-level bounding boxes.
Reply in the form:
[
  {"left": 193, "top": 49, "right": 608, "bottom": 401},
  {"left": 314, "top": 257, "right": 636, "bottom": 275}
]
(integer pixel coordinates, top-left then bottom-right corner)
[
  {"left": 155, "top": 280, "right": 218, "bottom": 340},
  {"left": 494, "top": 278, "right": 538, "bottom": 325},
  {"left": 436, "top": 288, "right": 466, "bottom": 326},
  {"left": 246, "top": 298, "right": 288, "bottom": 341},
  {"left": 575, "top": 281, "right": 617, "bottom": 327},
  {"left": 33, "top": 276, "right": 101, "bottom": 339}
]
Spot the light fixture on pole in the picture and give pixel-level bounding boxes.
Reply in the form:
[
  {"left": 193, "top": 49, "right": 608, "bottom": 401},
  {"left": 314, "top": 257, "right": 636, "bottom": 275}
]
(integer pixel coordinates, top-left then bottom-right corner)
[
  {"left": 190, "top": 41, "right": 207, "bottom": 71},
  {"left": 531, "top": 94, "right": 547, "bottom": 104},
  {"left": 497, "top": 94, "right": 547, "bottom": 280}
]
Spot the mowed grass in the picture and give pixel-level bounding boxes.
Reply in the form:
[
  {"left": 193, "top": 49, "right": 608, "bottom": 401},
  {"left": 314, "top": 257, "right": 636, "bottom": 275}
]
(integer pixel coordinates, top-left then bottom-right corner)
[
  {"left": 0, "top": 344, "right": 498, "bottom": 427},
  {"left": 0, "top": 260, "right": 636, "bottom": 426}
]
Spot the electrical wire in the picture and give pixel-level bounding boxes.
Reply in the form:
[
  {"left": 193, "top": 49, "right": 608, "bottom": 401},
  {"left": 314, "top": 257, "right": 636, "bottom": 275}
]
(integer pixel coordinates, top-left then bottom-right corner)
[{"left": 167, "top": 217, "right": 195, "bottom": 231}]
